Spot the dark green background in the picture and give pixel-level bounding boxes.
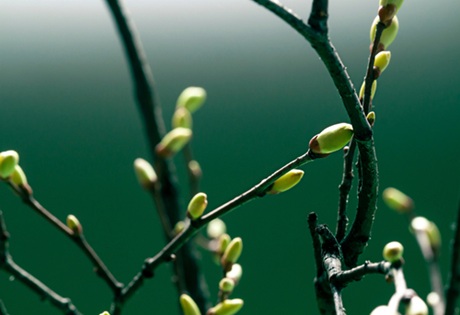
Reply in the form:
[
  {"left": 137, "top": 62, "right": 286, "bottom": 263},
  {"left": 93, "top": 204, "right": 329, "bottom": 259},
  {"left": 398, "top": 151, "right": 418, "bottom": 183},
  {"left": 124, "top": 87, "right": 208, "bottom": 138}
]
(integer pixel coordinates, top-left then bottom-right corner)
[{"left": 0, "top": 0, "right": 459, "bottom": 314}]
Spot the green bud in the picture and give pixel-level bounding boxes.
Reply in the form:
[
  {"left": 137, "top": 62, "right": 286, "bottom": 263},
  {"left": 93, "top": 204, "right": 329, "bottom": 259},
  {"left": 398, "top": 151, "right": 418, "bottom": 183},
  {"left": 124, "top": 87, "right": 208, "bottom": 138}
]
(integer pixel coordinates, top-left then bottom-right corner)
[
  {"left": 411, "top": 217, "right": 441, "bottom": 251},
  {"left": 172, "top": 107, "right": 193, "bottom": 129},
  {"left": 374, "top": 51, "right": 391, "bottom": 77},
  {"left": 221, "top": 237, "right": 243, "bottom": 267},
  {"left": 207, "top": 299, "right": 244, "bottom": 315},
  {"left": 225, "top": 263, "right": 243, "bottom": 284},
  {"left": 133, "top": 158, "right": 157, "bottom": 189},
  {"left": 10, "top": 165, "right": 28, "bottom": 186},
  {"left": 370, "top": 15, "right": 399, "bottom": 50},
  {"left": 379, "top": 0, "right": 403, "bottom": 23},
  {"left": 309, "top": 123, "right": 353, "bottom": 155},
  {"left": 219, "top": 277, "right": 235, "bottom": 293},
  {"left": 180, "top": 294, "right": 202, "bottom": 315},
  {"left": 187, "top": 192, "right": 208, "bottom": 220},
  {"left": 207, "top": 218, "right": 227, "bottom": 239},
  {"left": 406, "top": 295, "right": 428, "bottom": 315},
  {"left": 367, "top": 111, "right": 376, "bottom": 127},
  {"left": 0, "top": 150, "right": 19, "bottom": 179},
  {"left": 359, "top": 80, "right": 377, "bottom": 101},
  {"left": 188, "top": 160, "right": 202, "bottom": 179},
  {"left": 382, "top": 241, "right": 404, "bottom": 262},
  {"left": 67, "top": 214, "right": 83, "bottom": 235},
  {"left": 156, "top": 128, "right": 192, "bottom": 158},
  {"left": 99, "top": 312, "right": 110, "bottom": 315},
  {"left": 382, "top": 187, "right": 414, "bottom": 213},
  {"left": 218, "top": 233, "right": 231, "bottom": 255},
  {"left": 176, "top": 87, "right": 207, "bottom": 113},
  {"left": 370, "top": 306, "right": 400, "bottom": 315},
  {"left": 267, "top": 169, "right": 304, "bottom": 194},
  {"left": 174, "top": 221, "right": 186, "bottom": 235}
]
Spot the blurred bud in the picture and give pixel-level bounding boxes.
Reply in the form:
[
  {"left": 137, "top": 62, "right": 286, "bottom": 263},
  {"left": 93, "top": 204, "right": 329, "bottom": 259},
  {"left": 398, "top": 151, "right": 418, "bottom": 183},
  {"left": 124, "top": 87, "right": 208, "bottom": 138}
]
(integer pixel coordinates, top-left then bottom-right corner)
[
  {"left": 221, "top": 237, "right": 243, "bottom": 268},
  {"left": 66, "top": 214, "right": 82, "bottom": 235},
  {"left": 207, "top": 299, "right": 244, "bottom": 315},
  {"left": 267, "top": 169, "right": 304, "bottom": 194},
  {"left": 411, "top": 217, "right": 441, "bottom": 252},
  {"left": 219, "top": 278, "right": 235, "bottom": 293},
  {"left": 188, "top": 160, "right": 202, "bottom": 179},
  {"left": 10, "top": 165, "right": 28, "bottom": 186},
  {"left": 0, "top": 150, "right": 19, "bottom": 179},
  {"left": 99, "top": 312, "right": 110, "bottom": 315},
  {"left": 218, "top": 233, "right": 231, "bottom": 255},
  {"left": 309, "top": 123, "right": 353, "bottom": 156},
  {"left": 226, "top": 263, "right": 243, "bottom": 284},
  {"left": 187, "top": 192, "right": 208, "bottom": 220},
  {"left": 383, "top": 241, "right": 404, "bottom": 262},
  {"left": 426, "top": 292, "right": 440, "bottom": 308},
  {"left": 374, "top": 51, "right": 391, "bottom": 77},
  {"left": 370, "top": 16, "right": 399, "bottom": 51},
  {"left": 367, "top": 111, "right": 376, "bottom": 127},
  {"left": 172, "top": 107, "right": 193, "bottom": 129},
  {"left": 406, "top": 295, "right": 428, "bottom": 315},
  {"left": 207, "top": 218, "right": 227, "bottom": 239},
  {"left": 411, "top": 216, "right": 430, "bottom": 232},
  {"left": 180, "top": 294, "right": 202, "bottom": 315},
  {"left": 174, "top": 221, "right": 186, "bottom": 235},
  {"left": 370, "top": 305, "right": 400, "bottom": 315},
  {"left": 156, "top": 128, "right": 192, "bottom": 158},
  {"left": 134, "top": 158, "right": 157, "bottom": 190},
  {"left": 176, "top": 87, "right": 207, "bottom": 113},
  {"left": 379, "top": 0, "right": 403, "bottom": 23},
  {"left": 359, "top": 80, "right": 378, "bottom": 101},
  {"left": 382, "top": 187, "right": 414, "bottom": 213}
]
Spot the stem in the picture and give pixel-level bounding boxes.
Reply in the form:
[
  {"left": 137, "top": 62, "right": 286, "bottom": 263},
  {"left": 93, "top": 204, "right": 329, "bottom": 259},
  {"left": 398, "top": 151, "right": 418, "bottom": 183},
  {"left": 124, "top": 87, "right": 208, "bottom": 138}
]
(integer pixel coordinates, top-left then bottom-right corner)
[
  {"left": 333, "top": 260, "right": 391, "bottom": 286},
  {"left": 308, "top": 212, "right": 324, "bottom": 277},
  {"left": 446, "top": 201, "right": 460, "bottom": 315},
  {"left": 183, "top": 144, "right": 201, "bottom": 198},
  {"left": 0, "top": 300, "right": 9, "bottom": 315},
  {"left": 308, "top": 0, "right": 328, "bottom": 34},
  {"left": 388, "top": 267, "right": 408, "bottom": 312},
  {"left": 331, "top": 286, "right": 346, "bottom": 315}
]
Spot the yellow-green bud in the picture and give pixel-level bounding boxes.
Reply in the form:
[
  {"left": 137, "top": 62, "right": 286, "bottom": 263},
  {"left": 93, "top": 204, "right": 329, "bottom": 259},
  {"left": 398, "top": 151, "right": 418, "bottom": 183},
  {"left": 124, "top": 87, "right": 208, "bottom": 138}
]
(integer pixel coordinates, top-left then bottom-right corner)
[
  {"left": 370, "top": 306, "right": 400, "bottom": 315},
  {"left": 370, "top": 15, "right": 399, "bottom": 50},
  {"left": 99, "top": 312, "right": 110, "bottom": 315},
  {"left": 187, "top": 192, "right": 208, "bottom": 220},
  {"left": 10, "top": 165, "right": 28, "bottom": 186},
  {"left": 359, "top": 80, "right": 377, "bottom": 101},
  {"left": 221, "top": 237, "right": 243, "bottom": 267},
  {"left": 218, "top": 233, "right": 231, "bottom": 255},
  {"left": 180, "top": 294, "right": 202, "bottom": 315},
  {"left": 66, "top": 214, "right": 82, "bottom": 235},
  {"left": 379, "top": 0, "right": 403, "bottom": 23},
  {"left": 267, "top": 169, "right": 304, "bottom": 194},
  {"left": 367, "top": 111, "right": 376, "bottom": 127},
  {"left": 382, "top": 187, "right": 414, "bottom": 213},
  {"left": 176, "top": 87, "right": 207, "bottom": 113},
  {"left": 207, "top": 299, "right": 244, "bottom": 315},
  {"left": 174, "top": 221, "right": 186, "bottom": 235},
  {"left": 172, "top": 107, "right": 193, "bottom": 129},
  {"left": 207, "top": 218, "right": 227, "bottom": 239},
  {"left": 225, "top": 264, "right": 243, "bottom": 284},
  {"left": 156, "top": 128, "right": 192, "bottom": 158},
  {"left": 219, "top": 278, "right": 235, "bottom": 293},
  {"left": 133, "top": 158, "right": 157, "bottom": 189},
  {"left": 383, "top": 241, "right": 404, "bottom": 262},
  {"left": 406, "top": 295, "right": 428, "bottom": 315},
  {"left": 374, "top": 51, "right": 391, "bottom": 77},
  {"left": 309, "top": 123, "right": 353, "bottom": 156},
  {"left": 188, "top": 160, "right": 202, "bottom": 179},
  {"left": 0, "top": 150, "right": 19, "bottom": 179}
]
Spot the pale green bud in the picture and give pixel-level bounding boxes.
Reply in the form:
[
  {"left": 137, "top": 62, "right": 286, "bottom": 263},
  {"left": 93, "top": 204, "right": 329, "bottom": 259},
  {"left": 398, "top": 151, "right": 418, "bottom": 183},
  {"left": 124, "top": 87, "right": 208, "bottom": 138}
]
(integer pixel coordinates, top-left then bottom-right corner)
[
  {"left": 359, "top": 80, "right": 377, "bottom": 100},
  {"left": 225, "top": 264, "right": 243, "bottom": 284},
  {"left": 382, "top": 241, "right": 404, "bottom": 262},
  {"left": 411, "top": 217, "right": 441, "bottom": 251},
  {"left": 382, "top": 187, "right": 414, "bottom": 213},
  {"left": 218, "top": 233, "right": 231, "bottom": 255},
  {"left": 156, "top": 128, "right": 192, "bottom": 158},
  {"left": 309, "top": 123, "right": 353, "bottom": 155},
  {"left": 134, "top": 158, "right": 157, "bottom": 189},
  {"left": 207, "top": 218, "right": 227, "bottom": 239},
  {"left": 172, "top": 107, "right": 193, "bottom": 129},
  {"left": 0, "top": 150, "right": 19, "bottom": 178},
  {"left": 370, "top": 15, "right": 399, "bottom": 50},
  {"left": 207, "top": 299, "right": 244, "bottom": 315},
  {"left": 99, "top": 312, "right": 110, "bottom": 315},
  {"left": 374, "top": 51, "right": 391, "bottom": 76},
  {"left": 174, "top": 221, "right": 186, "bottom": 235},
  {"left": 406, "top": 295, "right": 428, "bottom": 315},
  {"left": 367, "top": 111, "right": 376, "bottom": 127},
  {"left": 10, "top": 165, "right": 27, "bottom": 186},
  {"left": 187, "top": 192, "right": 208, "bottom": 220},
  {"left": 180, "top": 294, "right": 202, "bottom": 315},
  {"left": 176, "top": 87, "right": 207, "bottom": 113},
  {"left": 267, "top": 169, "right": 304, "bottom": 194},
  {"left": 219, "top": 277, "right": 235, "bottom": 293},
  {"left": 221, "top": 237, "right": 243, "bottom": 267},
  {"left": 370, "top": 306, "right": 400, "bottom": 315},
  {"left": 67, "top": 214, "right": 82, "bottom": 235},
  {"left": 188, "top": 160, "right": 202, "bottom": 179}
]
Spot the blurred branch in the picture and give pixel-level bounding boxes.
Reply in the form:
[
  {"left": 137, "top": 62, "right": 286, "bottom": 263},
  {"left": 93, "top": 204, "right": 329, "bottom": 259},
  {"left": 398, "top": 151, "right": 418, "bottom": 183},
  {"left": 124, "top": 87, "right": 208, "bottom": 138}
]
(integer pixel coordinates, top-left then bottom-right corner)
[
  {"left": 0, "top": 300, "right": 8, "bottom": 315},
  {"left": 444, "top": 201, "right": 460, "bottom": 315}
]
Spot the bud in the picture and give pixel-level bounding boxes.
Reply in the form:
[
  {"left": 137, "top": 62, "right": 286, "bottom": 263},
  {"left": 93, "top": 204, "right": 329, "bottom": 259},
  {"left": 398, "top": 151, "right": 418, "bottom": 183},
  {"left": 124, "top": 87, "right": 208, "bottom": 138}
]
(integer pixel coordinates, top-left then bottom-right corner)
[
  {"left": 174, "top": 221, "right": 186, "bottom": 235},
  {"left": 382, "top": 187, "right": 414, "bottom": 213},
  {"left": 367, "top": 111, "right": 376, "bottom": 127},
  {"left": 309, "top": 123, "right": 353, "bottom": 156},
  {"left": 176, "top": 87, "right": 207, "bottom": 113},
  {"left": 180, "top": 294, "right": 202, "bottom": 315},
  {"left": 225, "top": 263, "right": 243, "bottom": 284},
  {"left": 156, "top": 128, "right": 192, "bottom": 158},
  {"left": 379, "top": 0, "right": 403, "bottom": 23},
  {"left": 207, "top": 299, "right": 244, "bottom": 315},
  {"left": 218, "top": 233, "right": 231, "bottom": 255},
  {"left": 411, "top": 217, "right": 441, "bottom": 252},
  {"left": 221, "top": 237, "right": 243, "bottom": 267},
  {"left": 66, "top": 214, "right": 82, "bottom": 235},
  {"left": 172, "top": 107, "right": 193, "bottom": 129},
  {"left": 374, "top": 51, "right": 391, "bottom": 77},
  {"left": 188, "top": 160, "right": 202, "bottom": 179},
  {"left": 207, "top": 218, "right": 227, "bottom": 239},
  {"left": 267, "top": 169, "right": 304, "bottom": 194},
  {"left": 187, "top": 192, "right": 208, "bottom": 220},
  {"left": 10, "top": 165, "right": 28, "bottom": 186},
  {"left": 0, "top": 150, "right": 19, "bottom": 178},
  {"left": 370, "top": 306, "right": 400, "bottom": 315},
  {"left": 370, "top": 15, "right": 399, "bottom": 50},
  {"left": 219, "top": 278, "right": 235, "bottom": 293},
  {"left": 406, "top": 295, "right": 428, "bottom": 315},
  {"left": 359, "top": 80, "right": 377, "bottom": 100},
  {"left": 382, "top": 241, "right": 404, "bottom": 262},
  {"left": 133, "top": 158, "right": 157, "bottom": 189},
  {"left": 99, "top": 312, "right": 110, "bottom": 315},
  {"left": 426, "top": 292, "right": 440, "bottom": 308}
]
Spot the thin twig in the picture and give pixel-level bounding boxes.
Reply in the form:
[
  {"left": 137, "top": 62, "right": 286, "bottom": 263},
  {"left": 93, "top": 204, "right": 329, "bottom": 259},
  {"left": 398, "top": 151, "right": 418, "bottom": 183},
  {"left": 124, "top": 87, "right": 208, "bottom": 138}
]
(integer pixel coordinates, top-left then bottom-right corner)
[
  {"left": 333, "top": 260, "right": 391, "bottom": 286},
  {"left": 183, "top": 145, "right": 201, "bottom": 198},
  {"left": 308, "top": 212, "right": 324, "bottom": 277},
  {"left": 388, "top": 267, "right": 408, "bottom": 312},
  {"left": 0, "top": 300, "right": 9, "bottom": 315},
  {"left": 446, "top": 201, "right": 460, "bottom": 315}
]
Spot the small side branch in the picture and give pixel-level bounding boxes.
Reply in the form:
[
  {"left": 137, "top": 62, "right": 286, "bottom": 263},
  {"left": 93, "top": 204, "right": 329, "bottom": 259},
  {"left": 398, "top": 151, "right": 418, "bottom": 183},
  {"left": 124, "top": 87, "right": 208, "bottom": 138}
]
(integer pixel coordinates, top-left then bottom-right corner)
[
  {"left": 445, "top": 201, "right": 460, "bottom": 315},
  {"left": 333, "top": 260, "right": 391, "bottom": 287},
  {"left": 308, "top": 0, "right": 329, "bottom": 34},
  {"left": 308, "top": 212, "right": 324, "bottom": 277}
]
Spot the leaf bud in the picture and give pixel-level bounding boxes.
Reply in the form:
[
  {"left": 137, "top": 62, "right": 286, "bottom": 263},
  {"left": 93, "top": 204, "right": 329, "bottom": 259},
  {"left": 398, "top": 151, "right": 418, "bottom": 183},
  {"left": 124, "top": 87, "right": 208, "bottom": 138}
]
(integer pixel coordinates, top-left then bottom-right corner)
[
  {"left": 10, "top": 165, "right": 28, "bottom": 186},
  {"left": 309, "top": 123, "right": 353, "bottom": 156},
  {"left": 374, "top": 51, "right": 391, "bottom": 78},
  {"left": 379, "top": 0, "right": 403, "bottom": 23},
  {"left": 187, "top": 192, "right": 208, "bottom": 220},
  {"left": 176, "top": 87, "right": 207, "bottom": 113},
  {"left": 411, "top": 217, "right": 441, "bottom": 252},
  {"left": 99, "top": 312, "right": 110, "bottom": 315},
  {"left": 382, "top": 241, "right": 404, "bottom": 262},
  {"left": 207, "top": 299, "right": 244, "bottom": 315},
  {"left": 66, "top": 214, "right": 83, "bottom": 236},
  {"left": 133, "top": 158, "right": 157, "bottom": 190},
  {"left": 219, "top": 277, "right": 235, "bottom": 293},
  {"left": 267, "top": 169, "right": 304, "bottom": 194},
  {"left": 207, "top": 218, "right": 227, "bottom": 239},
  {"left": 217, "top": 233, "right": 231, "bottom": 255},
  {"left": 367, "top": 111, "right": 376, "bottom": 127},
  {"left": 221, "top": 237, "right": 243, "bottom": 269},
  {"left": 156, "top": 128, "right": 192, "bottom": 158},
  {"left": 172, "top": 107, "right": 193, "bottom": 129},
  {"left": 225, "top": 263, "right": 243, "bottom": 284},
  {"left": 426, "top": 292, "right": 440, "bottom": 308},
  {"left": 174, "top": 221, "right": 186, "bottom": 235},
  {"left": 188, "top": 160, "right": 202, "bottom": 179},
  {"left": 0, "top": 150, "right": 19, "bottom": 179},
  {"left": 382, "top": 187, "right": 414, "bottom": 213},
  {"left": 406, "top": 295, "right": 428, "bottom": 315},
  {"left": 370, "top": 306, "right": 400, "bottom": 315},
  {"left": 180, "top": 294, "right": 202, "bottom": 315},
  {"left": 370, "top": 15, "right": 399, "bottom": 51},
  {"left": 359, "top": 80, "right": 377, "bottom": 101}
]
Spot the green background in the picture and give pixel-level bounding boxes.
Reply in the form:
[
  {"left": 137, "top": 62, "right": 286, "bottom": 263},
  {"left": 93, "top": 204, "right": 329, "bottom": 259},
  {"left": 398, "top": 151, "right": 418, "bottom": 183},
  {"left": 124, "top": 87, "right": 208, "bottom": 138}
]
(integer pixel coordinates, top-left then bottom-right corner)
[{"left": 0, "top": 0, "right": 459, "bottom": 314}]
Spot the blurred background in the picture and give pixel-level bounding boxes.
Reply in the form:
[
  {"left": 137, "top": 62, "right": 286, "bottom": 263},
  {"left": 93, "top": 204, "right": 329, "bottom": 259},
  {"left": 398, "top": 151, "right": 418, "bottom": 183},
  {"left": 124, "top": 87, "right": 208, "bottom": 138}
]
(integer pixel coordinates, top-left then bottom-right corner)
[{"left": 0, "top": 0, "right": 459, "bottom": 314}]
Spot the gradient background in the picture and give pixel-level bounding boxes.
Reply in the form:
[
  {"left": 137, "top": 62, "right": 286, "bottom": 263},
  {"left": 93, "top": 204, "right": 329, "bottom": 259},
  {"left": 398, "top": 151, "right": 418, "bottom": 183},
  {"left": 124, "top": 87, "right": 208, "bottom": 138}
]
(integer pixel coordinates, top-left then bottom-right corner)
[{"left": 0, "top": 0, "right": 459, "bottom": 314}]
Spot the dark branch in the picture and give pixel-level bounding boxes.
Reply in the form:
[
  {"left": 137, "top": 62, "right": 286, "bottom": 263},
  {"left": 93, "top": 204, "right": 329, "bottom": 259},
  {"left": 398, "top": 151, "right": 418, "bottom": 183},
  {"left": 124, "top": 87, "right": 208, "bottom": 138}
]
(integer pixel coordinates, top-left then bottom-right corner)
[
  {"left": 445, "top": 201, "right": 460, "bottom": 315},
  {"left": 333, "top": 260, "right": 390, "bottom": 287},
  {"left": 308, "top": 212, "right": 324, "bottom": 277},
  {"left": 308, "top": 0, "right": 329, "bottom": 33}
]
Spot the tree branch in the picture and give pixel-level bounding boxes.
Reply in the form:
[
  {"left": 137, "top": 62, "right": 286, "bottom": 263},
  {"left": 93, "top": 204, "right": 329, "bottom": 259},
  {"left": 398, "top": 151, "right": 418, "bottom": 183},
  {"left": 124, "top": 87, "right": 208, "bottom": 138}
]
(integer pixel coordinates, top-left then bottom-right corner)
[
  {"left": 308, "top": 0, "right": 328, "bottom": 34},
  {"left": 444, "top": 201, "right": 460, "bottom": 315}
]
